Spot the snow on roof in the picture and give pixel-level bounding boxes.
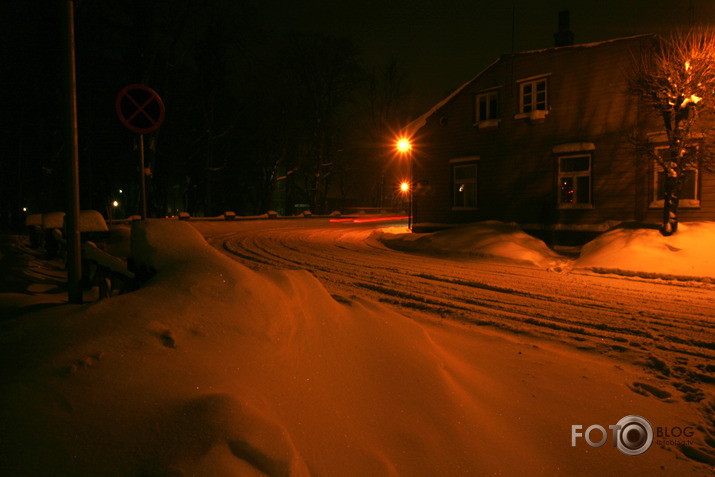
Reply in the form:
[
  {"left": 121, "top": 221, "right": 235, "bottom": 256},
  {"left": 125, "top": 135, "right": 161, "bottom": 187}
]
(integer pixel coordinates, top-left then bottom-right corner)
[
  {"left": 404, "top": 58, "right": 500, "bottom": 138},
  {"left": 552, "top": 142, "right": 596, "bottom": 154},
  {"left": 515, "top": 33, "right": 654, "bottom": 57},
  {"left": 24, "top": 213, "right": 42, "bottom": 227},
  {"left": 78, "top": 210, "right": 109, "bottom": 233},
  {"left": 42, "top": 211, "right": 65, "bottom": 230},
  {"left": 406, "top": 34, "right": 655, "bottom": 137}
]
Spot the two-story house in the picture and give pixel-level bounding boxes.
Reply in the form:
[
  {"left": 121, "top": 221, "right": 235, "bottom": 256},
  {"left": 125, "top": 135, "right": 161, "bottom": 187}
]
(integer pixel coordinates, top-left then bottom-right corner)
[{"left": 405, "top": 33, "right": 715, "bottom": 241}]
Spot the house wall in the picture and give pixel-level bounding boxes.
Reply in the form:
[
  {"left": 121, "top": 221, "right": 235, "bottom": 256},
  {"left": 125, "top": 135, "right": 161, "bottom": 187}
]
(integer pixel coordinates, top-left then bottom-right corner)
[
  {"left": 412, "top": 36, "right": 715, "bottom": 231},
  {"left": 641, "top": 170, "right": 715, "bottom": 223}
]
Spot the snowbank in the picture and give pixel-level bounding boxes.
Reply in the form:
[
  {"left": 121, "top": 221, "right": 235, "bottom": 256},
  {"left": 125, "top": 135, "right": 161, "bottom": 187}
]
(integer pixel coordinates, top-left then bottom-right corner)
[
  {"left": 3, "top": 220, "right": 506, "bottom": 475},
  {"left": 575, "top": 222, "right": 715, "bottom": 280},
  {"left": 377, "top": 221, "right": 561, "bottom": 267},
  {"left": 0, "top": 220, "right": 706, "bottom": 475},
  {"left": 376, "top": 220, "right": 715, "bottom": 281}
]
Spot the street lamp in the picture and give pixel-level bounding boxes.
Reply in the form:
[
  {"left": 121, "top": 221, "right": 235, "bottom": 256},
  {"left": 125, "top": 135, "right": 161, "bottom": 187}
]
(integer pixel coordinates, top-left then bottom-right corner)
[{"left": 396, "top": 137, "right": 413, "bottom": 230}]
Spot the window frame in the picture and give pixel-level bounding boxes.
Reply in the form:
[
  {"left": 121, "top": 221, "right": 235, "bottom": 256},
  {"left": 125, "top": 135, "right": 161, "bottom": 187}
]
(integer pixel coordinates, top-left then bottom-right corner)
[
  {"left": 519, "top": 77, "right": 548, "bottom": 114},
  {"left": 557, "top": 153, "right": 592, "bottom": 209},
  {"left": 450, "top": 157, "right": 479, "bottom": 210},
  {"left": 650, "top": 146, "right": 700, "bottom": 208},
  {"left": 474, "top": 90, "right": 499, "bottom": 124}
]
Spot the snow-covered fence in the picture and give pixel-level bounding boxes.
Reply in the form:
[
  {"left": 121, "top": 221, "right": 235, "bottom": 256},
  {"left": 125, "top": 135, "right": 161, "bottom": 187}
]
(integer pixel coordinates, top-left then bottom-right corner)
[
  {"left": 81, "top": 241, "right": 136, "bottom": 299},
  {"left": 24, "top": 214, "right": 43, "bottom": 248},
  {"left": 63, "top": 210, "right": 133, "bottom": 299},
  {"left": 42, "top": 212, "right": 66, "bottom": 258}
]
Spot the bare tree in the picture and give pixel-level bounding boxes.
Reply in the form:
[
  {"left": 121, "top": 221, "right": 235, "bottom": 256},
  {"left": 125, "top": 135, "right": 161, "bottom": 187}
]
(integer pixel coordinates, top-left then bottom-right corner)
[
  {"left": 361, "top": 57, "right": 413, "bottom": 207},
  {"left": 280, "top": 33, "right": 365, "bottom": 214},
  {"left": 628, "top": 28, "right": 715, "bottom": 235}
]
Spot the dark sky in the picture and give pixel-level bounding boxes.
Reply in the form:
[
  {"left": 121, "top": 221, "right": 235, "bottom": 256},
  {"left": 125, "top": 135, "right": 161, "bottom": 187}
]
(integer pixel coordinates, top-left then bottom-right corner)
[{"left": 255, "top": 0, "right": 715, "bottom": 114}]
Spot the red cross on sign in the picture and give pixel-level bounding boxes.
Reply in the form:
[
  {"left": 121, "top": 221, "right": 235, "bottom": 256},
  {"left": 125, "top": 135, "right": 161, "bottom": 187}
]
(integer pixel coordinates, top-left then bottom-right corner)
[{"left": 115, "top": 84, "right": 165, "bottom": 134}]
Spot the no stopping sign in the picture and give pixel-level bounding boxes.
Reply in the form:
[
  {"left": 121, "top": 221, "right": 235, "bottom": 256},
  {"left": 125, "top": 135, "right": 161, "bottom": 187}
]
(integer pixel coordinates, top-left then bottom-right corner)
[{"left": 116, "top": 84, "right": 165, "bottom": 134}]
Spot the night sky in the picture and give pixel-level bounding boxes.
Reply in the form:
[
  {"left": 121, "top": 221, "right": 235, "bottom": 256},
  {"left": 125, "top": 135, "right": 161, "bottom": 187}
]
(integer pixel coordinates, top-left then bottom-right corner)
[
  {"left": 1, "top": 0, "right": 713, "bottom": 224},
  {"left": 255, "top": 0, "right": 715, "bottom": 113}
]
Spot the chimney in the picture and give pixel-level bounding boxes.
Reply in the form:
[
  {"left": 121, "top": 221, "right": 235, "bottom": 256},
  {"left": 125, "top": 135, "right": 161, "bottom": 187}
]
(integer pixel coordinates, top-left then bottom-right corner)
[{"left": 553, "top": 10, "right": 574, "bottom": 47}]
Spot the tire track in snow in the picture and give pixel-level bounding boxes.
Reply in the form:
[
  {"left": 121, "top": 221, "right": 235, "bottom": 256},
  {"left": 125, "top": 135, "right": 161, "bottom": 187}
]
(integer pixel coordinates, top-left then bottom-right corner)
[
  {"left": 196, "top": 220, "right": 715, "bottom": 466},
  {"left": 198, "top": 220, "right": 715, "bottom": 382}
]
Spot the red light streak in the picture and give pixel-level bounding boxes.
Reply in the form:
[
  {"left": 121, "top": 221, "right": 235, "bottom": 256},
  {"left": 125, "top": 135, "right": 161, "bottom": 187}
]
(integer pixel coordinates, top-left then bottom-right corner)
[{"left": 330, "top": 216, "right": 408, "bottom": 224}]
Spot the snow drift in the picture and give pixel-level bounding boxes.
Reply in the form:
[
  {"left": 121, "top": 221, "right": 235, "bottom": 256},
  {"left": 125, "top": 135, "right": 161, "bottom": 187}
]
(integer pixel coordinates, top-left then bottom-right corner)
[
  {"left": 2, "top": 220, "right": 499, "bottom": 475},
  {"left": 0, "top": 220, "right": 706, "bottom": 476},
  {"left": 376, "top": 221, "right": 560, "bottom": 267},
  {"left": 575, "top": 221, "right": 715, "bottom": 280}
]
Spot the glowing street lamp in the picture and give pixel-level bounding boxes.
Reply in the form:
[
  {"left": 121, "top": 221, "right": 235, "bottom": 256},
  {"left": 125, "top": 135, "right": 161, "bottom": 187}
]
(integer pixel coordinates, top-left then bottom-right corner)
[
  {"left": 396, "top": 137, "right": 413, "bottom": 230},
  {"left": 397, "top": 138, "right": 411, "bottom": 154}
]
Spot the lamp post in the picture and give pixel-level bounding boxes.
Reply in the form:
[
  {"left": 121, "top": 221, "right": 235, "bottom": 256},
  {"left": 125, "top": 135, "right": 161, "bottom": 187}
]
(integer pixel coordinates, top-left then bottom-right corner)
[{"left": 396, "top": 138, "right": 412, "bottom": 230}]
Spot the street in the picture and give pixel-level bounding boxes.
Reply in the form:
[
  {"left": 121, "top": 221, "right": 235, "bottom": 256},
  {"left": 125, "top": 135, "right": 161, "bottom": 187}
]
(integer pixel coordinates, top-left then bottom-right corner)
[{"left": 193, "top": 218, "right": 715, "bottom": 399}]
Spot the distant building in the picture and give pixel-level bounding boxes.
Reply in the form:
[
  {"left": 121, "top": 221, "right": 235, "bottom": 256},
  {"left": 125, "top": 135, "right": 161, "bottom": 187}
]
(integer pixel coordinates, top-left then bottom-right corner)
[{"left": 405, "top": 33, "right": 715, "bottom": 241}]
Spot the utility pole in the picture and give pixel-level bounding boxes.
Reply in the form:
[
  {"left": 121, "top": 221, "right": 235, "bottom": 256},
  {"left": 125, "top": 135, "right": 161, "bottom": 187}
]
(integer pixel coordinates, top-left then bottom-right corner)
[{"left": 63, "top": 0, "right": 82, "bottom": 304}]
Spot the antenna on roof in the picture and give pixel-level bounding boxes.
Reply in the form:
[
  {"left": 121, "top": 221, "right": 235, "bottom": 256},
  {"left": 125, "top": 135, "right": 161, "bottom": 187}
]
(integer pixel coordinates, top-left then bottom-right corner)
[{"left": 511, "top": 3, "right": 515, "bottom": 54}]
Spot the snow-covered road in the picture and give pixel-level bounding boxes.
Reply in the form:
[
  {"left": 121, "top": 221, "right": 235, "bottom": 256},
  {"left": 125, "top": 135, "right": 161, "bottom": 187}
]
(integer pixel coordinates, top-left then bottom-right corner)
[
  {"left": 194, "top": 219, "right": 715, "bottom": 397},
  {"left": 3, "top": 219, "right": 713, "bottom": 474}
]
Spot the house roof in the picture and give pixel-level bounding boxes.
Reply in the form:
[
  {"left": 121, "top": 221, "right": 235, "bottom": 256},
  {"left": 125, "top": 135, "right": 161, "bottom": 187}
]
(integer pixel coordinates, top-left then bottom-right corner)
[{"left": 404, "top": 34, "right": 655, "bottom": 138}]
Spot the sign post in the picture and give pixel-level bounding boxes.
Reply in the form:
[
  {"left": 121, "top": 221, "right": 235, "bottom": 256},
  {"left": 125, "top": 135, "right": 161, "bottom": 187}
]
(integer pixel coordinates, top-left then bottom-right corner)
[{"left": 115, "top": 84, "right": 165, "bottom": 220}]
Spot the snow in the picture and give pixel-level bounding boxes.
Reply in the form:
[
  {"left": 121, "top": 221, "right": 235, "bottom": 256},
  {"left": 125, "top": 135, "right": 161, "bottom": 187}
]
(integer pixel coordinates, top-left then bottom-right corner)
[
  {"left": 1, "top": 219, "right": 714, "bottom": 475},
  {"left": 376, "top": 221, "right": 561, "bottom": 267},
  {"left": 406, "top": 35, "right": 654, "bottom": 138},
  {"left": 24, "top": 214, "right": 42, "bottom": 228},
  {"left": 404, "top": 58, "right": 500, "bottom": 137},
  {"left": 36, "top": 210, "right": 107, "bottom": 232},
  {"left": 551, "top": 142, "right": 596, "bottom": 154},
  {"left": 41, "top": 211, "right": 65, "bottom": 230},
  {"left": 575, "top": 221, "right": 715, "bottom": 280},
  {"left": 377, "top": 220, "right": 715, "bottom": 281},
  {"left": 78, "top": 209, "right": 108, "bottom": 233}
]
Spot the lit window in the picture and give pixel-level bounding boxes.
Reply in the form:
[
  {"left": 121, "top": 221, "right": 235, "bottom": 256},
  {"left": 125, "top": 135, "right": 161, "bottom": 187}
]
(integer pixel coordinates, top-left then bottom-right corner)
[
  {"left": 475, "top": 91, "right": 499, "bottom": 122},
  {"left": 453, "top": 163, "right": 478, "bottom": 209},
  {"left": 652, "top": 146, "right": 699, "bottom": 207},
  {"left": 520, "top": 78, "right": 547, "bottom": 114},
  {"left": 558, "top": 154, "right": 591, "bottom": 208}
]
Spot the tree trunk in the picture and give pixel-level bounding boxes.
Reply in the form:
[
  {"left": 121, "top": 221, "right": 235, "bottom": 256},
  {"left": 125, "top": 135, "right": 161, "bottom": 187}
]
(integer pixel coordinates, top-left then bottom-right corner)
[{"left": 661, "top": 175, "right": 679, "bottom": 236}]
